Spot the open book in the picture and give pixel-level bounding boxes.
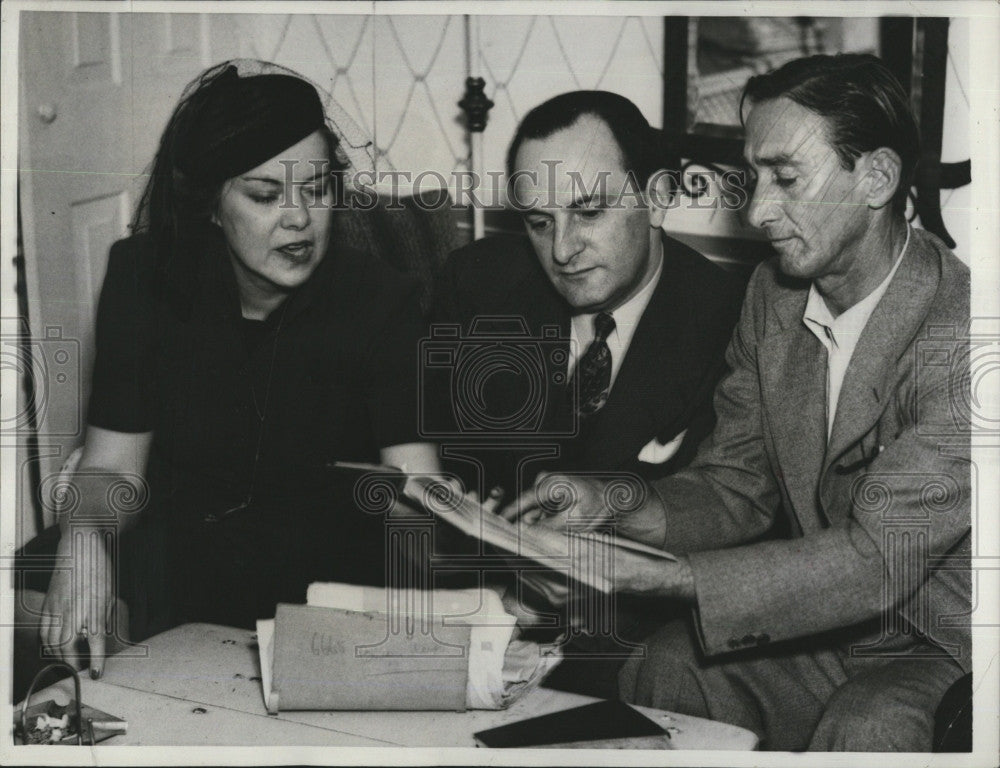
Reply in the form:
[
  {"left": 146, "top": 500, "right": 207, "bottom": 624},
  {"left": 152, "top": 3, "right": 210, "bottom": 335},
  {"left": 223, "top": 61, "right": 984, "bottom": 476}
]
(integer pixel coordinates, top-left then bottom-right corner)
[{"left": 334, "top": 462, "right": 676, "bottom": 594}]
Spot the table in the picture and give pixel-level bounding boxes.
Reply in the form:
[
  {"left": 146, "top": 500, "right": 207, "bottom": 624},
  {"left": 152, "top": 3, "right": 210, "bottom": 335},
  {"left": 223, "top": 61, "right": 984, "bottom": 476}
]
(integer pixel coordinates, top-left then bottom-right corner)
[{"left": 17, "top": 623, "right": 758, "bottom": 749}]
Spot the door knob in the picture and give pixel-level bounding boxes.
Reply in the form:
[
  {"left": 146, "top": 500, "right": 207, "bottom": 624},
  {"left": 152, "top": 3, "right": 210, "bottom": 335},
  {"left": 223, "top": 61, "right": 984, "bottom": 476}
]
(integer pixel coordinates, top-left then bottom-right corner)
[{"left": 37, "top": 104, "right": 58, "bottom": 124}]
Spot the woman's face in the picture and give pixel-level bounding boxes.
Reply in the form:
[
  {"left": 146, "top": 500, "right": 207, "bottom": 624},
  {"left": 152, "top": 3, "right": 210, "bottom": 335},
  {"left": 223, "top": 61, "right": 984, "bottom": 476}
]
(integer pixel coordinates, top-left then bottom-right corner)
[{"left": 213, "top": 129, "right": 333, "bottom": 309}]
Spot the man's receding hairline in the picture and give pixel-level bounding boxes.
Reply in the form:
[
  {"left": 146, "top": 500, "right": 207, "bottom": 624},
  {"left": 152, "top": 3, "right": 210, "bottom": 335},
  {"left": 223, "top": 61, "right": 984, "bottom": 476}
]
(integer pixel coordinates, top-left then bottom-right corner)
[{"left": 511, "top": 111, "right": 631, "bottom": 177}]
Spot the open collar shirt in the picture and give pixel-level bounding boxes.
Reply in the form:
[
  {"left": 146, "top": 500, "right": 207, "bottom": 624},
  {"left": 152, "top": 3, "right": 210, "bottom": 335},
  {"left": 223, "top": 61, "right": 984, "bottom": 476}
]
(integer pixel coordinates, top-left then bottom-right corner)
[{"left": 803, "top": 225, "right": 911, "bottom": 440}]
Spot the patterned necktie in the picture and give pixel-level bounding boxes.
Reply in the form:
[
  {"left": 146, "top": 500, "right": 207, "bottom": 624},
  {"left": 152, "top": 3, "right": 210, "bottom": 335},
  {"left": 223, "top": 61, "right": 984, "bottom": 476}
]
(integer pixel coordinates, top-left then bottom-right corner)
[{"left": 572, "top": 311, "right": 616, "bottom": 418}]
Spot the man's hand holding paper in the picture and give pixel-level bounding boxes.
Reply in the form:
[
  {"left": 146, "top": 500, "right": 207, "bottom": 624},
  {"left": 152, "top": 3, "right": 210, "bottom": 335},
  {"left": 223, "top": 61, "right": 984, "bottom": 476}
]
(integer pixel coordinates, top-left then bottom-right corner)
[
  {"left": 498, "top": 472, "right": 669, "bottom": 552},
  {"left": 482, "top": 476, "right": 692, "bottom": 603}
]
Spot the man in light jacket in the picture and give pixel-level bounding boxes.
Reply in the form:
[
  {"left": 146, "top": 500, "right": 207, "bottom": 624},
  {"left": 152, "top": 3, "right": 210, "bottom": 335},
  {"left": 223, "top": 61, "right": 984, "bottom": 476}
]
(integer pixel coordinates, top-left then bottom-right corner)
[{"left": 504, "top": 53, "right": 971, "bottom": 751}]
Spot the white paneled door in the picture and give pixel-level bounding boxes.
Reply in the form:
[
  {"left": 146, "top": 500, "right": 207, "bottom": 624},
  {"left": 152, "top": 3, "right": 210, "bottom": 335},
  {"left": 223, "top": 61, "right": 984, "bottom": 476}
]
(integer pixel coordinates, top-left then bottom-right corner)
[{"left": 17, "top": 11, "right": 239, "bottom": 536}]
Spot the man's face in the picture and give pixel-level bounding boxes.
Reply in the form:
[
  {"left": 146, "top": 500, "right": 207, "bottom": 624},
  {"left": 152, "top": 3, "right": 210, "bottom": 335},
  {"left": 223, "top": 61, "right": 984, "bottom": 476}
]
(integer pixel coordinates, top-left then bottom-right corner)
[
  {"left": 512, "top": 115, "right": 659, "bottom": 313},
  {"left": 744, "top": 97, "right": 873, "bottom": 283}
]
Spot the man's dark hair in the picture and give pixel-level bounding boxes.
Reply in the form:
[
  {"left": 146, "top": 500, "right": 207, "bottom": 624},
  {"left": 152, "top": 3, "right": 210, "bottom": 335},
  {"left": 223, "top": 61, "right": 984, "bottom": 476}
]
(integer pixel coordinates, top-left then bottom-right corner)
[
  {"left": 506, "top": 90, "right": 663, "bottom": 189},
  {"left": 741, "top": 53, "right": 920, "bottom": 214}
]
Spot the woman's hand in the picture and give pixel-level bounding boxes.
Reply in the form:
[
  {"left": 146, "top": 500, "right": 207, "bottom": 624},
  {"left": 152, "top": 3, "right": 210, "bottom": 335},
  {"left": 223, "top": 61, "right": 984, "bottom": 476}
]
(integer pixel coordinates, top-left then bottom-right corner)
[
  {"left": 38, "top": 427, "right": 152, "bottom": 677},
  {"left": 39, "top": 527, "right": 115, "bottom": 679}
]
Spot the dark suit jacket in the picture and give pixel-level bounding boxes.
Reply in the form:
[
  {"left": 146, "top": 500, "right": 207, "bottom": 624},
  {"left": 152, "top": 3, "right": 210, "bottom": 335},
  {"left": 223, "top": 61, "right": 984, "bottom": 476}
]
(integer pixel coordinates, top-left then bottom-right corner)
[
  {"left": 649, "top": 227, "right": 971, "bottom": 669},
  {"left": 432, "top": 232, "right": 746, "bottom": 496}
]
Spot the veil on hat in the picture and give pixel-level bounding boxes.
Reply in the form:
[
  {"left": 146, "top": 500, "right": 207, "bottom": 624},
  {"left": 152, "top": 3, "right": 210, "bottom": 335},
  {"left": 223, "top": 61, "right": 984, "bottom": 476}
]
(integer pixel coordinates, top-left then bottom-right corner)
[
  {"left": 202, "top": 58, "right": 379, "bottom": 180},
  {"left": 131, "top": 58, "right": 379, "bottom": 233},
  {"left": 130, "top": 58, "right": 382, "bottom": 305}
]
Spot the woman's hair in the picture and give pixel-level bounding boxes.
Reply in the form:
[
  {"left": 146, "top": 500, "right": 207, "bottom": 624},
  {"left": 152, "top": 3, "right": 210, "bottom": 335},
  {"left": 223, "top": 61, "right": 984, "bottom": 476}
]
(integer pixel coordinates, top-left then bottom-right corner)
[
  {"left": 131, "top": 61, "right": 348, "bottom": 261},
  {"left": 741, "top": 53, "right": 920, "bottom": 215}
]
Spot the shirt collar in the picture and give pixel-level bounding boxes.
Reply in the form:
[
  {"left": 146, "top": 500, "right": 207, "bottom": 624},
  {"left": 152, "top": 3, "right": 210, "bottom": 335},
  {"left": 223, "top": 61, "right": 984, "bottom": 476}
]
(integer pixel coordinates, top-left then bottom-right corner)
[
  {"left": 803, "top": 224, "right": 911, "bottom": 344},
  {"left": 613, "top": 254, "right": 663, "bottom": 334},
  {"left": 573, "top": 253, "right": 664, "bottom": 344}
]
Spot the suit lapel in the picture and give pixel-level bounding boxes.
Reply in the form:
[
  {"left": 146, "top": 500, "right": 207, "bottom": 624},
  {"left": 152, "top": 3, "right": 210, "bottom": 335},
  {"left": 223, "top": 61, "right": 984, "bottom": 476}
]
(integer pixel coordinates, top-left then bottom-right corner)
[
  {"left": 825, "top": 231, "right": 942, "bottom": 467},
  {"left": 760, "top": 288, "right": 830, "bottom": 531},
  {"left": 578, "top": 237, "right": 731, "bottom": 470},
  {"left": 578, "top": 265, "right": 685, "bottom": 469}
]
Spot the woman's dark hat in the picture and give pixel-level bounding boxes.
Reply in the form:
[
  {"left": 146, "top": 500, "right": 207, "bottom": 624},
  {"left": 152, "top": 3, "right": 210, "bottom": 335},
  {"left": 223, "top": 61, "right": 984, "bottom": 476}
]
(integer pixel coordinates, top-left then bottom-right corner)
[{"left": 173, "top": 65, "right": 325, "bottom": 184}]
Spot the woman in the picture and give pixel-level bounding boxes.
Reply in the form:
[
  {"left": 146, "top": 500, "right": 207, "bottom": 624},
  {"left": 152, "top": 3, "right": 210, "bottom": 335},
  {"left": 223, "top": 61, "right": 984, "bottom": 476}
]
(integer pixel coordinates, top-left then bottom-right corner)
[{"left": 31, "top": 60, "right": 439, "bottom": 677}]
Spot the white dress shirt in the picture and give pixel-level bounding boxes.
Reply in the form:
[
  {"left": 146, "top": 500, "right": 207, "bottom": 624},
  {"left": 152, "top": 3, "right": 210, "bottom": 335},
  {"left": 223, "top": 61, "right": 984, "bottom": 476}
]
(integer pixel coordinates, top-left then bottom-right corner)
[
  {"left": 568, "top": 256, "right": 664, "bottom": 389},
  {"left": 803, "top": 226, "right": 910, "bottom": 440}
]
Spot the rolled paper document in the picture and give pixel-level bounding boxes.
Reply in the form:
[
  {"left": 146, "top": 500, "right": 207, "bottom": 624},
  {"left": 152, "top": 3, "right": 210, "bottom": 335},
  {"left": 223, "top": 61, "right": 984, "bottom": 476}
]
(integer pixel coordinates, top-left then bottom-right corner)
[{"left": 257, "top": 583, "right": 562, "bottom": 711}]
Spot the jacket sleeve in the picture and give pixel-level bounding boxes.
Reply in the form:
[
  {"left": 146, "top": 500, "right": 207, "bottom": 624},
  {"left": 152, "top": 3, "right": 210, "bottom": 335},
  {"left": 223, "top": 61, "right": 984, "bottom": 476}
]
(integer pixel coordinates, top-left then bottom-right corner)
[{"left": 687, "top": 330, "right": 971, "bottom": 658}]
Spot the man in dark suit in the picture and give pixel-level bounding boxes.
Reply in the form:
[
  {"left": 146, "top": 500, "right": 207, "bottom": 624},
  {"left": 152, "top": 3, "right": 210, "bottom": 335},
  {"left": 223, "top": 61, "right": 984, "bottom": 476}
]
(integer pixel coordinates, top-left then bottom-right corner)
[
  {"left": 432, "top": 90, "right": 744, "bottom": 498},
  {"left": 429, "top": 91, "right": 745, "bottom": 695},
  {"left": 505, "top": 56, "right": 971, "bottom": 751}
]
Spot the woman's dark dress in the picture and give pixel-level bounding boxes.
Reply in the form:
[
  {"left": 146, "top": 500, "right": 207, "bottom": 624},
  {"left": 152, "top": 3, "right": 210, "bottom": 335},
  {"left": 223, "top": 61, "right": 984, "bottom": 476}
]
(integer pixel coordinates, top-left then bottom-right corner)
[{"left": 48, "top": 223, "right": 427, "bottom": 635}]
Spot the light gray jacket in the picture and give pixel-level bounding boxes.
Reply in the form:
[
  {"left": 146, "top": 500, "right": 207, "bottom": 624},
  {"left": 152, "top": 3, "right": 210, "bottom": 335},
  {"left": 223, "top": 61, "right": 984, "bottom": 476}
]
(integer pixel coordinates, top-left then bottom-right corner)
[{"left": 652, "top": 227, "right": 972, "bottom": 670}]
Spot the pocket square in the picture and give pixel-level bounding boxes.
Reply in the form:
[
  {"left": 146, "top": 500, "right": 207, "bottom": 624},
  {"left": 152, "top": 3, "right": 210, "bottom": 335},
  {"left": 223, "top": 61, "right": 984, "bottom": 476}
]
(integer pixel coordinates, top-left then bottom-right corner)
[{"left": 637, "top": 430, "right": 687, "bottom": 465}]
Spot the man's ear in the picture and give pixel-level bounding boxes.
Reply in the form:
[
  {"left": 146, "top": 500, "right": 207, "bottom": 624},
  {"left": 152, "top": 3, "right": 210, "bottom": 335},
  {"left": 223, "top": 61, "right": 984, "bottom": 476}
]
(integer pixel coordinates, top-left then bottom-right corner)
[
  {"left": 645, "top": 169, "right": 675, "bottom": 228},
  {"left": 866, "top": 148, "right": 903, "bottom": 210}
]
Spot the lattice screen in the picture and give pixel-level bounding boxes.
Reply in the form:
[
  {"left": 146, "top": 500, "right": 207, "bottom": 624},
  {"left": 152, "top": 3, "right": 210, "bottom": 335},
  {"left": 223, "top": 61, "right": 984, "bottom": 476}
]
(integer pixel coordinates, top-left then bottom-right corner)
[{"left": 234, "top": 14, "right": 664, "bottom": 186}]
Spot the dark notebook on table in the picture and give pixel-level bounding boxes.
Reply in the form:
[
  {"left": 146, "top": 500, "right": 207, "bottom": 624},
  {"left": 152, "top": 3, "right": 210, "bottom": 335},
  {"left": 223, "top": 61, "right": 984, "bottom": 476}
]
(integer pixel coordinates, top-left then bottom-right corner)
[{"left": 473, "top": 700, "right": 666, "bottom": 748}]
